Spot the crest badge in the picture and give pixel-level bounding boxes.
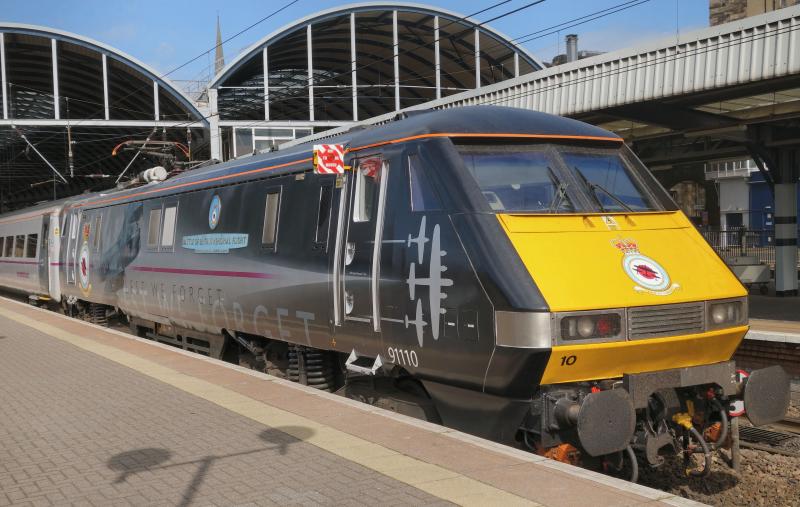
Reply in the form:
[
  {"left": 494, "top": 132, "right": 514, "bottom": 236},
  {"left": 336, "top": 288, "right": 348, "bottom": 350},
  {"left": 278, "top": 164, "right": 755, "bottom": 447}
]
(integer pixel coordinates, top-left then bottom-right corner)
[
  {"left": 208, "top": 195, "right": 221, "bottom": 230},
  {"left": 612, "top": 238, "right": 679, "bottom": 296},
  {"left": 78, "top": 242, "right": 91, "bottom": 295}
]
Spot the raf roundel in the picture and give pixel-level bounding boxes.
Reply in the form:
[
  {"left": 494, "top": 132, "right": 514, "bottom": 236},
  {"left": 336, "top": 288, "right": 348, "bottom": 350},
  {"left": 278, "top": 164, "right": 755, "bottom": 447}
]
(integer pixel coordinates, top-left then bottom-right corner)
[
  {"left": 208, "top": 195, "right": 221, "bottom": 230},
  {"left": 622, "top": 253, "right": 670, "bottom": 292}
]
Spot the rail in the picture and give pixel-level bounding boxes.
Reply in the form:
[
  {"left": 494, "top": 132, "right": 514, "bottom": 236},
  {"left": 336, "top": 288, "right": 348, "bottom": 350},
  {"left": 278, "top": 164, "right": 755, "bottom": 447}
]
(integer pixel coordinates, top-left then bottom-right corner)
[{"left": 700, "top": 228, "right": 800, "bottom": 269}]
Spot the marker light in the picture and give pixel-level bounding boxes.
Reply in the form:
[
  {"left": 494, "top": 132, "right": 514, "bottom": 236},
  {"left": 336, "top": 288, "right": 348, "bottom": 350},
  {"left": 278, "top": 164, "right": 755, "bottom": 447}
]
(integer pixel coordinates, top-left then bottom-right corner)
[
  {"left": 577, "top": 316, "right": 595, "bottom": 338},
  {"left": 707, "top": 299, "right": 747, "bottom": 329},
  {"left": 560, "top": 312, "right": 623, "bottom": 342}
]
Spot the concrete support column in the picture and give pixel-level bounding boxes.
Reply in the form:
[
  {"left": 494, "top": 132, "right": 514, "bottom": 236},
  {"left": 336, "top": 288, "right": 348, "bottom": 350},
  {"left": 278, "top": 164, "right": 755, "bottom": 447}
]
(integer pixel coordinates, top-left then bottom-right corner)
[
  {"left": 392, "top": 10, "right": 399, "bottom": 112},
  {"left": 1, "top": 33, "right": 7, "bottom": 120},
  {"left": 208, "top": 88, "right": 221, "bottom": 161},
  {"left": 350, "top": 12, "right": 357, "bottom": 121},
  {"left": 774, "top": 181, "right": 798, "bottom": 296},
  {"left": 307, "top": 25, "right": 314, "bottom": 122},
  {"left": 51, "top": 39, "right": 60, "bottom": 120}
]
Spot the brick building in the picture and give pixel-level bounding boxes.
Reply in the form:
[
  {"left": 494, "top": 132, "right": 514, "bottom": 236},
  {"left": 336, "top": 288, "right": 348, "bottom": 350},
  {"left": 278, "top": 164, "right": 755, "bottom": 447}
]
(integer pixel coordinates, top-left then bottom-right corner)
[{"left": 710, "top": 0, "right": 800, "bottom": 25}]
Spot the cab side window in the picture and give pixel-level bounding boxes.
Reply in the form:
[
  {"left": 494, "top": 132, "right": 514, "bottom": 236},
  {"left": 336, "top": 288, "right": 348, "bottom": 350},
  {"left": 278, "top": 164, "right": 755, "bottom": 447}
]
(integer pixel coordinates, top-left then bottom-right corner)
[
  {"left": 354, "top": 157, "right": 382, "bottom": 222},
  {"left": 408, "top": 154, "right": 441, "bottom": 211},
  {"left": 147, "top": 208, "right": 161, "bottom": 249},
  {"left": 93, "top": 215, "right": 102, "bottom": 252},
  {"left": 161, "top": 206, "right": 178, "bottom": 249},
  {"left": 315, "top": 183, "right": 333, "bottom": 247},
  {"left": 262, "top": 189, "right": 281, "bottom": 249}
]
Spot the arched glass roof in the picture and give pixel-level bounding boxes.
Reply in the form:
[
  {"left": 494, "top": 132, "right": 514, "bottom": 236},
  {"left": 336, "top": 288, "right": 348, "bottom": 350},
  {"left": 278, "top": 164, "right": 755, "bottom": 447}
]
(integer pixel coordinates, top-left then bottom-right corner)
[
  {"left": 0, "top": 24, "right": 208, "bottom": 209},
  {"left": 210, "top": 2, "right": 542, "bottom": 127},
  {"left": 0, "top": 23, "right": 205, "bottom": 123}
]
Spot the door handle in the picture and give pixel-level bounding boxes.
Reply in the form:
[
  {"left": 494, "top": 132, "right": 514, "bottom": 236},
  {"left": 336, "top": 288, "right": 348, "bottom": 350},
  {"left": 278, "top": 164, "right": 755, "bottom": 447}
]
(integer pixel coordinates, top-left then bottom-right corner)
[
  {"left": 345, "top": 242, "right": 355, "bottom": 265},
  {"left": 345, "top": 290, "right": 354, "bottom": 314}
]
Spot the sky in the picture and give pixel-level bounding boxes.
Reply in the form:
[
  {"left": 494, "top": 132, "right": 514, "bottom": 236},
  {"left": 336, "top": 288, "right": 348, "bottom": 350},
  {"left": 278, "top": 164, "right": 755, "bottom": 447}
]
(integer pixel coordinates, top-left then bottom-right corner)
[{"left": 1, "top": 0, "right": 709, "bottom": 83}]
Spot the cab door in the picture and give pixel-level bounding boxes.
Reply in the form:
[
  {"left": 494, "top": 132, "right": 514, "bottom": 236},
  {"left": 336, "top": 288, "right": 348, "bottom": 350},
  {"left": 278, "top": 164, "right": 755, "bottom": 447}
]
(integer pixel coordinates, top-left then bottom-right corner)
[
  {"left": 47, "top": 211, "right": 61, "bottom": 300},
  {"left": 37, "top": 216, "right": 49, "bottom": 295},
  {"left": 65, "top": 211, "right": 80, "bottom": 285},
  {"left": 339, "top": 155, "right": 388, "bottom": 333}
]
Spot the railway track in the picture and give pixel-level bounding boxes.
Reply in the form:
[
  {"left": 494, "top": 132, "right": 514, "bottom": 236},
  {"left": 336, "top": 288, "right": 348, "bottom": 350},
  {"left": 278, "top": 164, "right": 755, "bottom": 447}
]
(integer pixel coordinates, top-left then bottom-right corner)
[
  {"left": 739, "top": 416, "right": 800, "bottom": 458},
  {"left": 768, "top": 416, "right": 800, "bottom": 435}
]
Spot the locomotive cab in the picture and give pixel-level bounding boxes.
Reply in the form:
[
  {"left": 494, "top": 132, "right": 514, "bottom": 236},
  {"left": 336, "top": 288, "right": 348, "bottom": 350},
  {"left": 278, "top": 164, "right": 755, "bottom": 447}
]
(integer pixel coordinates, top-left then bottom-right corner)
[{"left": 429, "top": 132, "right": 790, "bottom": 473}]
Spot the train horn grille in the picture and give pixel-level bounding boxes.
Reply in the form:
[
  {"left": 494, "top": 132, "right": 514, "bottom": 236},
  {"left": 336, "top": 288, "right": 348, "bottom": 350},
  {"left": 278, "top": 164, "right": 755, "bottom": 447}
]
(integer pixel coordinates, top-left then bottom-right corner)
[{"left": 627, "top": 302, "right": 705, "bottom": 340}]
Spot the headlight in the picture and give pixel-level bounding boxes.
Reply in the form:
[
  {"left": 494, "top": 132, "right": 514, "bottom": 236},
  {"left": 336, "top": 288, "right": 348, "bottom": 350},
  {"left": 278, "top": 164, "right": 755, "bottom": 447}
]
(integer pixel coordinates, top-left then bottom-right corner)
[
  {"left": 706, "top": 298, "right": 747, "bottom": 329},
  {"left": 559, "top": 311, "right": 623, "bottom": 343}
]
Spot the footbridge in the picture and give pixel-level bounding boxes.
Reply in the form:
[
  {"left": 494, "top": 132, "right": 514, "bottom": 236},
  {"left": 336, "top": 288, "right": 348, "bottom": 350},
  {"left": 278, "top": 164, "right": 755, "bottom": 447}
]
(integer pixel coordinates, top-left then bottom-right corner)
[{"left": 291, "top": 5, "right": 800, "bottom": 295}]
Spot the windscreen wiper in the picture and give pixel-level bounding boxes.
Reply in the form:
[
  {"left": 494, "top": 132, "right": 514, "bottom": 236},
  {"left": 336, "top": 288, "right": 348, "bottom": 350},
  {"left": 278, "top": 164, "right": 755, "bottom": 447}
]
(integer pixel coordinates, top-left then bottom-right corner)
[
  {"left": 548, "top": 182, "right": 569, "bottom": 213},
  {"left": 572, "top": 167, "right": 634, "bottom": 213},
  {"left": 546, "top": 166, "right": 568, "bottom": 213},
  {"left": 571, "top": 166, "right": 605, "bottom": 212},
  {"left": 589, "top": 181, "right": 634, "bottom": 213}
]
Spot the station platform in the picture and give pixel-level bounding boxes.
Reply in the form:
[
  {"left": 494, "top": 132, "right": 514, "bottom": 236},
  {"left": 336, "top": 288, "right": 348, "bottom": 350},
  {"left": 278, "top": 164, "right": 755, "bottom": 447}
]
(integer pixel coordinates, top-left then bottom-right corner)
[
  {"left": 0, "top": 296, "right": 701, "bottom": 507},
  {"left": 742, "top": 295, "right": 800, "bottom": 398}
]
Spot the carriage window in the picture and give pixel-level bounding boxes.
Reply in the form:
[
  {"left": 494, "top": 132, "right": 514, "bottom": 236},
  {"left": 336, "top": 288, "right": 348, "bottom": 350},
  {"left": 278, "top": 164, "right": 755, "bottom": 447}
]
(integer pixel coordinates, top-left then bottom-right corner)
[
  {"left": 3, "top": 236, "right": 12, "bottom": 257},
  {"left": 25, "top": 234, "right": 38, "bottom": 258},
  {"left": 161, "top": 206, "right": 177, "bottom": 248},
  {"left": 93, "top": 215, "right": 102, "bottom": 252},
  {"left": 262, "top": 190, "right": 281, "bottom": 247},
  {"left": 147, "top": 208, "right": 162, "bottom": 248},
  {"left": 315, "top": 184, "right": 333, "bottom": 244},
  {"left": 14, "top": 235, "right": 24, "bottom": 257},
  {"left": 354, "top": 158, "right": 382, "bottom": 222},
  {"left": 0, "top": 237, "right": 4, "bottom": 257},
  {"left": 408, "top": 154, "right": 441, "bottom": 211}
]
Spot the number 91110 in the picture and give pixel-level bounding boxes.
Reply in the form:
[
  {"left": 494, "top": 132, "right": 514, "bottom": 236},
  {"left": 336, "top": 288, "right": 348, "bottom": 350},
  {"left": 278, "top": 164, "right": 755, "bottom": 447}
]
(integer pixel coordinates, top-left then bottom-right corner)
[{"left": 387, "top": 347, "right": 419, "bottom": 368}]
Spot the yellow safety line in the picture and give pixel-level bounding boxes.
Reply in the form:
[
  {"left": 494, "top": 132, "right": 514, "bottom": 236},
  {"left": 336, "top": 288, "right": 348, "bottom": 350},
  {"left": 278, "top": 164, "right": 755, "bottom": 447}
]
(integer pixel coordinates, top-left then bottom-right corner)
[{"left": 0, "top": 306, "right": 537, "bottom": 507}]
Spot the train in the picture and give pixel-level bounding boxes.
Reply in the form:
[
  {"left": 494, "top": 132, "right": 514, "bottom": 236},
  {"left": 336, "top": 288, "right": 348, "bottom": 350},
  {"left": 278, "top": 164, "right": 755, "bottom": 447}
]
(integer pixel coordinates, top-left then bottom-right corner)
[{"left": 0, "top": 106, "right": 790, "bottom": 480}]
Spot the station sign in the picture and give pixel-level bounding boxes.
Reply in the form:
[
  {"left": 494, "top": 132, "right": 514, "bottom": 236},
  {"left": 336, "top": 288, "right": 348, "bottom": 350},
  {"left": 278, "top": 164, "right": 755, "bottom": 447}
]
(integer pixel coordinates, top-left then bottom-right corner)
[{"left": 314, "top": 144, "right": 345, "bottom": 174}]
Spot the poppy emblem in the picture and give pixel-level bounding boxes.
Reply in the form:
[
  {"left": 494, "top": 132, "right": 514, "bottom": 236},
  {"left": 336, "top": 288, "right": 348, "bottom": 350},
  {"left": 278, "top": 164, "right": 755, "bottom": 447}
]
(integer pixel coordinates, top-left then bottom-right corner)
[{"left": 634, "top": 263, "right": 660, "bottom": 280}]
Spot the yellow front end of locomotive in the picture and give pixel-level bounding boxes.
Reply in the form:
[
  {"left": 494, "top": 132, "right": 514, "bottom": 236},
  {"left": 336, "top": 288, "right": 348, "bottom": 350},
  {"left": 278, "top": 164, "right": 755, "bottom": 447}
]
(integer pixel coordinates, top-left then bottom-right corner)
[{"left": 498, "top": 211, "right": 749, "bottom": 384}]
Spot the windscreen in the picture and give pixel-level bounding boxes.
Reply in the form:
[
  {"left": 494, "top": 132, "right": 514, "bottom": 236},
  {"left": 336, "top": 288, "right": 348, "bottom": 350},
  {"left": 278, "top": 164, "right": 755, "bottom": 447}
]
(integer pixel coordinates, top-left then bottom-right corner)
[
  {"left": 458, "top": 143, "right": 664, "bottom": 213},
  {"left": 458, "top": 147, "right": 573, "bottom": 213},
  {"left": 561, "top": 151, "right": 658, "bottom": 212}
]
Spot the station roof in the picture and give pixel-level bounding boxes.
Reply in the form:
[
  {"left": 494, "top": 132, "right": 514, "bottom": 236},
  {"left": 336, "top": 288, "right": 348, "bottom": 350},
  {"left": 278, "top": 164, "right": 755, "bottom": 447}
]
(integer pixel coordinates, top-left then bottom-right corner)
[
  {"left": 210, "top": 2, "right": 543, "bottom": 125},
  {"left": 0, "top": 23, "right": 208, "bottom": 210}
]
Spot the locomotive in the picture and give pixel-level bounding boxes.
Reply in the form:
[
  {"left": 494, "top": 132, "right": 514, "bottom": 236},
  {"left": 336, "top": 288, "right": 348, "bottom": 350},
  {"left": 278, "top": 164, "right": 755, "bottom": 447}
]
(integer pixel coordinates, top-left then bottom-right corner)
[{"left": 0, "top": 106, "right": 789, "bottom": 479}]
